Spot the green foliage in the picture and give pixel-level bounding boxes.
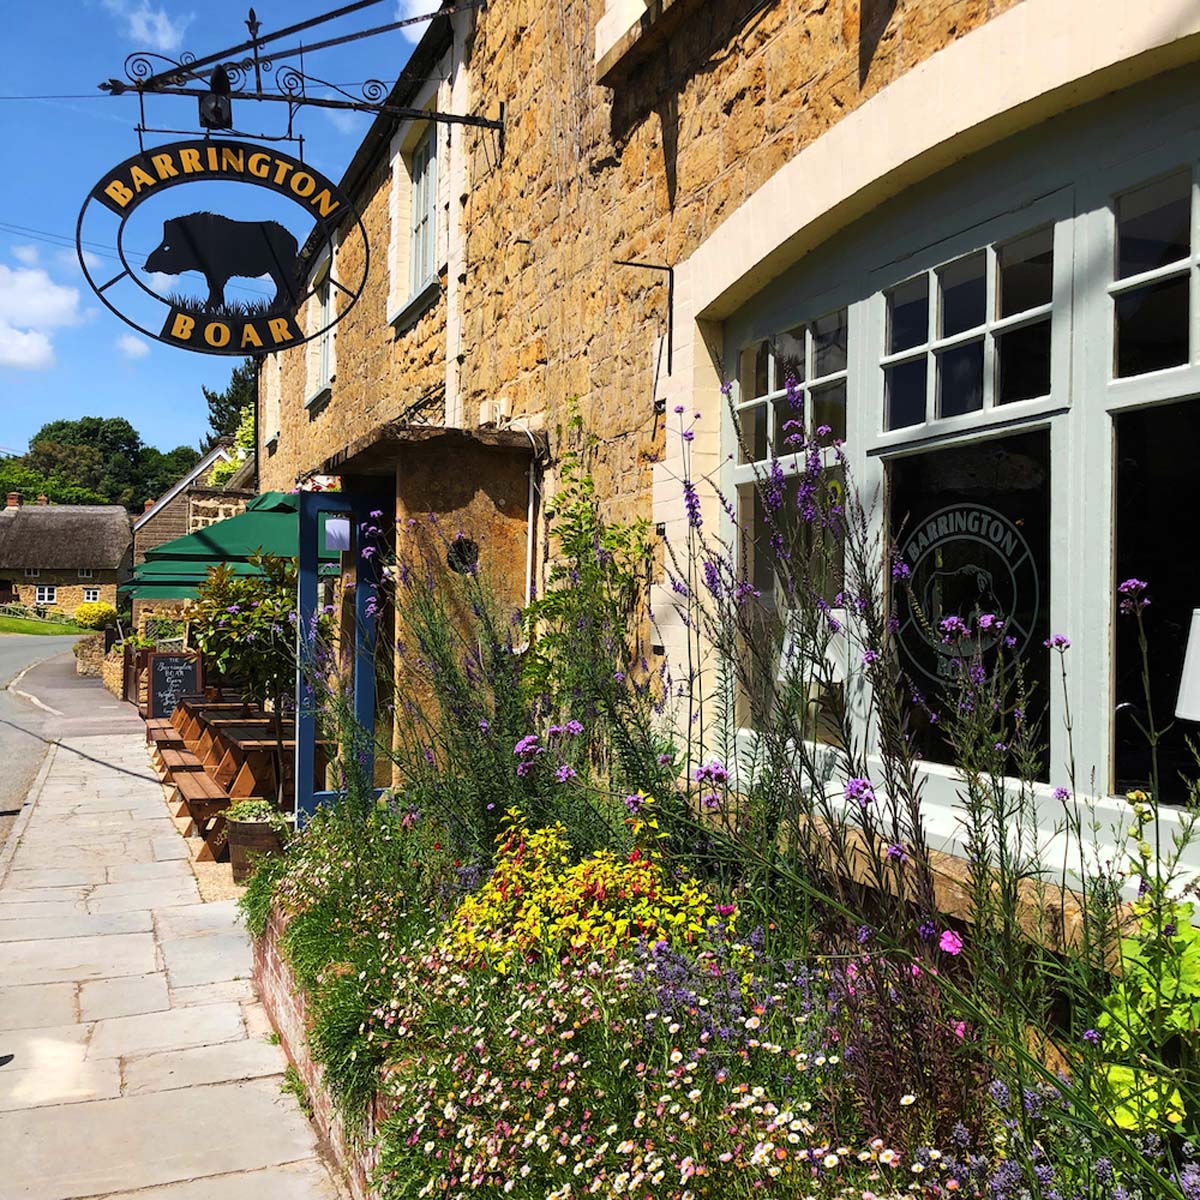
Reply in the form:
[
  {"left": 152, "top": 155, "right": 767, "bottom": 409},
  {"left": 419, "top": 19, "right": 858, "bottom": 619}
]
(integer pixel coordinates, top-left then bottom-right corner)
[
  {"left": 280, "top": 1065, "right": 313, "bottom": 1118},
  {"left": 72, "top": 601, "right": 117, "bottom": 630},
  {"left": 226, "top": 798, "right": 291, "bottom": 838},
  {"left": 1, "top": 416, "right": 199, "bottom": 511},
  {"left": 240, "top": 850, "right": 287, "bottom": 938},
  {"left": 187, "top": 555, "right": 299, "bottom": 707},
  {"left": 208, "top": 405, "right": 254, "bottom": 486},
  {"left": 203, "top": 358, "right": 257, "bottom": 448}
]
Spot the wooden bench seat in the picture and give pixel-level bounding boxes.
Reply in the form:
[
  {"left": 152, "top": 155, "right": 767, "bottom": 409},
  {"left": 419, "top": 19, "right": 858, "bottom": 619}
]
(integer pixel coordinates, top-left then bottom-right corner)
[{"left": 160, "top": 748, "right": 205, "bottom": 773}]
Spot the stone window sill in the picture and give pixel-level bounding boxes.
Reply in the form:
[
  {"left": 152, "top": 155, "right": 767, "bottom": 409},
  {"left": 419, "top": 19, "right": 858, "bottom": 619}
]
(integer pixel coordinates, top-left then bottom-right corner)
[
  {"left": 389, "top": 276, "right": 441, "bottom": 335},
  {"left": 595, "top": 0, "right": 687, "bottom": 83},
  {"left": 306, "top": 382, "right": 333, "bottom": 410}
]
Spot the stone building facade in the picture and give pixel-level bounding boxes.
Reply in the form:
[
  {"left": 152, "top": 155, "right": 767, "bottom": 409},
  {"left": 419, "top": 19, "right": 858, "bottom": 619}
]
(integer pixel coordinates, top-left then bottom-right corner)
[
  {"left": 259, "top": 0, "right": 1200, "bottom": 867},
  {"left": 0, "top": 494, "right": 130, "bottom": 617}
]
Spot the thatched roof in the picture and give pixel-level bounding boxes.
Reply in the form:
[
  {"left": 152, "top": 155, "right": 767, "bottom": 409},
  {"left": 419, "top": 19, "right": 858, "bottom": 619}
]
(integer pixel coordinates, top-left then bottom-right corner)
[{"left": 0, "top": 504, "right": 132, "bottom": 571}]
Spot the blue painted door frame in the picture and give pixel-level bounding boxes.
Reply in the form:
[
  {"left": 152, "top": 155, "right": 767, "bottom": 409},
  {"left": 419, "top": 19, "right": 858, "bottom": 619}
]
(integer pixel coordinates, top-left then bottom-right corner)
[{"left": 295, "top": 486, "right": 390, "bottom": 825}]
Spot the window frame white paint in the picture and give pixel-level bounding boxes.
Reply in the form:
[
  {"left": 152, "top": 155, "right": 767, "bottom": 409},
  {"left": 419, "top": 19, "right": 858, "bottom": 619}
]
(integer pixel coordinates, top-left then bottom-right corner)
[
  {"left": 35, "top": 584, "right": 56, "bottom": 605},
  {"left": 78, "top": 568, "right": 95, "bottom": 580},
  {"left": 717, "top": 71, "right": 1200, "bottom": 874},
  {"left": 82, "top": 587, "right": 100, "bottom": 603},
  {"left": 305, "top": 250, "right": 336, "bottom": 408},
  {"left": 409, "top": 125, "right": 438, "bottom": 300},
  {"left": 385, "top": 77, "right": 444, "bottom": 331}
]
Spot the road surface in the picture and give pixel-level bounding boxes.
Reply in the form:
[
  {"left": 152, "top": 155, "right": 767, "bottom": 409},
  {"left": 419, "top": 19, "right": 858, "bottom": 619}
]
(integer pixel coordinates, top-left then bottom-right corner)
[{"left": 0, "top": 636, "right": 142, "bottom": 850}]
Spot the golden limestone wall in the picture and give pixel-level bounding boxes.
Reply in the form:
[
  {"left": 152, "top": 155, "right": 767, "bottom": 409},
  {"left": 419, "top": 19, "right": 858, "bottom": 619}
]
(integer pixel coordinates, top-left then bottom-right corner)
[
  {"left": 9, "top": 572, "right": 119, "bottom": 617},
  {"left": 261, "top": 0, "right": 1017, "bottom": 518},
  {"left": 457, "top": 0, "right": 1019, "bottom": 529},
  {"left": 260, "top": 150, "right": 448, "bottom": 491}
]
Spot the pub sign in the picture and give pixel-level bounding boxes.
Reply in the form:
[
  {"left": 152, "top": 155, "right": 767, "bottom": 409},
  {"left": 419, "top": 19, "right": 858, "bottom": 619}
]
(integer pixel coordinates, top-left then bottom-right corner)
[{"left": 77, "top": 139, "right": 366, "bottom": 355}]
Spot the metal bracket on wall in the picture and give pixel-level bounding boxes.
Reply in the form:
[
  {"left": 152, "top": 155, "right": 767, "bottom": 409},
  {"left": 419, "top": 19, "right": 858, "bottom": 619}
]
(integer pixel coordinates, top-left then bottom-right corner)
[
  {"left": 613, "top": 259, "right": 674, "bottom": 377},
  {"left": 99, "top": 1, "right": 505, "bottom": 154}
]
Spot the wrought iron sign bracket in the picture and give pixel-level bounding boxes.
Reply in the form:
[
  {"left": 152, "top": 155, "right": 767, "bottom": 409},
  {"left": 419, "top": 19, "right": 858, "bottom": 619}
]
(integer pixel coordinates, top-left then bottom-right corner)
[{"left": 98, "top": 1, "right": 505, "bottom": 157}]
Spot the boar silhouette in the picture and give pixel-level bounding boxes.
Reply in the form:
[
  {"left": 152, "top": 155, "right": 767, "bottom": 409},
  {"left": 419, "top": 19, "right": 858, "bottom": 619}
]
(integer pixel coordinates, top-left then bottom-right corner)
[{"left": 144, "top": 212, "right": 299, "bottom": 312}]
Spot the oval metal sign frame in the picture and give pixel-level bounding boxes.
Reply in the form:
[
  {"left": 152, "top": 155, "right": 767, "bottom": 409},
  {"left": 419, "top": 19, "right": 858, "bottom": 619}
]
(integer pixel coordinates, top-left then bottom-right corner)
[{"left": 77, "top": 138, "right": 368, "bottom": 357}]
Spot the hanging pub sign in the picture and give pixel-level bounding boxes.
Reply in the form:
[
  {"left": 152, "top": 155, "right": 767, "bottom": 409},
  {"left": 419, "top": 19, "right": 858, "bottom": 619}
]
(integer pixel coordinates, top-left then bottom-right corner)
[{"left": 76, "top": 139, "right": 367, "bottom": 355}]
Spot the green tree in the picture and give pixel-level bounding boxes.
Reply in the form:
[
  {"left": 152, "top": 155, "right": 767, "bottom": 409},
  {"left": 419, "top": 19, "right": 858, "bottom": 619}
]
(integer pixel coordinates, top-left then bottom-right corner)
[
  {"left": 19, "top": 417, "right": 200, "bottom": 510},
  {"left": 203, "top": 358, "right": 257, "bottom": 448}
]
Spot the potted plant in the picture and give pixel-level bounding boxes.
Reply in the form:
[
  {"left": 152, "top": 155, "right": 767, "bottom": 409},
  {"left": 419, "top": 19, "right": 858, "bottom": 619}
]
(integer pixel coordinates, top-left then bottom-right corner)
[{"left": 225, "top": 799, "right": 290, "bottom": 883}]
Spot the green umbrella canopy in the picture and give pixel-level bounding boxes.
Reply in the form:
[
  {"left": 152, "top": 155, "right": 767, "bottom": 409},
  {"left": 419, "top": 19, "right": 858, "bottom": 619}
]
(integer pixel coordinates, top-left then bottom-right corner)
[{"left": 125, "top": 492, "right": 341, "bottom": 599}]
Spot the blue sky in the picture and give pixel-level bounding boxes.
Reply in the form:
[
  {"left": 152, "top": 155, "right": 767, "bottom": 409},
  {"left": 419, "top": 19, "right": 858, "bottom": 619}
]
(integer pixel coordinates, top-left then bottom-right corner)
[{"left": 0, "top": 0, "right": 431, "bottom": 455}]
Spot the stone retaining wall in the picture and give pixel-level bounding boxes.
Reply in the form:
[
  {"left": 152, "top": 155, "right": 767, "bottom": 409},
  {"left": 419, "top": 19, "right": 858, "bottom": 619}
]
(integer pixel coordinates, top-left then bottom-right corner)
[
  {"left": 100, "top": 647, "right": 125, "bottom": 699},
  {"left": 73, "top": 633, "right": 105, "bottom": 677},
  {"left": 253, "top": 906, "right": 380, "bottom": 1200}
]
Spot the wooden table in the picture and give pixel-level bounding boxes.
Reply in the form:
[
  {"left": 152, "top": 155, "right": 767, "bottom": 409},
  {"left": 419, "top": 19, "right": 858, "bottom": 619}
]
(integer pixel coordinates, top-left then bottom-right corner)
[
  {"left": 207, "top": 722, "right": 300, "bottom": 803},
  {"left": 175, "top": 698, "right": 261, "bottom": 743},
  {"left": 191, "top": 715, "right": 280, "bottom": 766}
]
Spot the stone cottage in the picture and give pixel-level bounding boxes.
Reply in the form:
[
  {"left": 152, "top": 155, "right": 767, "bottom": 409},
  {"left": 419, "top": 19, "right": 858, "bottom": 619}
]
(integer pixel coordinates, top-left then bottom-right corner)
[
  {"left": 0, "top": 493, "right": 131, "bottom": 615},
  {"left": 258, "top": 0, "right": 1200, "bottom": 868}
]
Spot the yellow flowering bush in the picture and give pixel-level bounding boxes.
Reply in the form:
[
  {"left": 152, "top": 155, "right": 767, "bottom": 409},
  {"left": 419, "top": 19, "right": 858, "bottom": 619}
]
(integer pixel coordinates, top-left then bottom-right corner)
[{"left": 442, "top": 802, "right": 715, "bottom": 971}]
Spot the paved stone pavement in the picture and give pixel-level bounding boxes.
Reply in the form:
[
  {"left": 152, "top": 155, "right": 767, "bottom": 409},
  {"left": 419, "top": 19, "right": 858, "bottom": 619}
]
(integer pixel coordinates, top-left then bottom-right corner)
[{"left": 0, "top": 731, "right": 345, "bottom": 1200}]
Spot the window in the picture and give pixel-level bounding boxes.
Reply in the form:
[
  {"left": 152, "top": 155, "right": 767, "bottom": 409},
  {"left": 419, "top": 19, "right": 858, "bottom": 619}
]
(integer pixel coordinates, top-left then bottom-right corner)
[
  {"left": 82, "top": 587, "right": 100, "bottom": 603},
  {"left": 883, "top": 228, "right": 1054, "bottom": 430},
  {"left": 78, "top": 568, "right": 94, "bottom": 580},
  {"left": 23, "top": 567, "right": 38, "bottom": 578},
  {"left": 306, "top": 259, "right": 336, "bottom": 404},
  {"left": 409, "top": 126, "right": 437, "bottom": 297},
  {"left": 35, "top": 585, "right": 56, "bottom": 605},
  {"left": 1111, "top": 172, "right": 1194, "bottom": 378},
  {"left": 716, "top": 76, "right": 1200, "bottom": 858},
  {"left": 890, "top": 431, "right": 1051, "bottom": 777},
  {"left": 733, "top": 307, "right": 850, "bottom": 737}
]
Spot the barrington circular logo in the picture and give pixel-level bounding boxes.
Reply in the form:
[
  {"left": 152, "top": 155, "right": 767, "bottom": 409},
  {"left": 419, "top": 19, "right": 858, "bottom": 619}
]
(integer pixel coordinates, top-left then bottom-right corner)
[
  {"left": 894, "top": 503, "right": 1040, "bottom": 684},
  {"left": 76, "top": 139, "right": 367, "bottom": 356}
]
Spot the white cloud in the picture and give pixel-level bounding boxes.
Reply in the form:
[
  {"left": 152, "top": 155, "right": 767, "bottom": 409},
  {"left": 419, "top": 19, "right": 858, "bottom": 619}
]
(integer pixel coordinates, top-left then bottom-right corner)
[
  {"left": 11, "top": 245, "right": 38, "bottom": 267},
  {"left": 116, "top": 333, "right": 150, "bottom": 360},
  {"left": 395, "top": 0, "right": 432, "bottom": 44},
  {"left": 0, "top": 324, "right": 53, "bottom": 370},
  {"left": 324, "top": 108, "right": 369, "bottom": 136},
  {"left": 144, "top": 271, "right": 177, "bottom": 296},
  {"left": 101, "top": 0, "right": 192, "bottom": 53},
  {"left": 0, "top": 264, "right": 82, "bottom": 370},
  {"left": 57, "top": 248, "right": 103, "bottom": 274}
]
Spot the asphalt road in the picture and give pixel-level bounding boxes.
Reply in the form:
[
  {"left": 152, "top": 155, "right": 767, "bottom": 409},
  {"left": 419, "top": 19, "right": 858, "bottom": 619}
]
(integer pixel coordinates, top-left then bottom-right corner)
[{"left": 0, "top": 635, "right": 143, "bottom": 851}]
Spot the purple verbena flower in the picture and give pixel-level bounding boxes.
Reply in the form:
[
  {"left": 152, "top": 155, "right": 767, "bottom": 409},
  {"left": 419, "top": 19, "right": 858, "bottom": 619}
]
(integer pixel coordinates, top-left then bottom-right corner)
[{"left": 844, "top": 777, "right": 876, "bottom": 808}]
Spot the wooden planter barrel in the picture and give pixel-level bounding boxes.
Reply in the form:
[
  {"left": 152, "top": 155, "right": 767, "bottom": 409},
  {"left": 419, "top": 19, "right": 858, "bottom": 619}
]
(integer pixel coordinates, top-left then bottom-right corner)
[{"left": 228, "top": 819, "right": 286, "bottom": 884}]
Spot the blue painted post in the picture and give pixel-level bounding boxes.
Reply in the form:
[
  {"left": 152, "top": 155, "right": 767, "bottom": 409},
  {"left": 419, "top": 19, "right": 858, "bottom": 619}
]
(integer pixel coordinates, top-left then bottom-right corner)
[{"left": 294, "top": 488, "right": 390, "bottom": 827}]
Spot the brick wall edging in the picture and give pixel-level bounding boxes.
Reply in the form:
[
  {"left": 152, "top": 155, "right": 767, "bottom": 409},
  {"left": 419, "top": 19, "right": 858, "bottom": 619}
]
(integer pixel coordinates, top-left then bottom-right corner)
[{"left": 252, "top": 906, "right": 384, "bottom": 1200}]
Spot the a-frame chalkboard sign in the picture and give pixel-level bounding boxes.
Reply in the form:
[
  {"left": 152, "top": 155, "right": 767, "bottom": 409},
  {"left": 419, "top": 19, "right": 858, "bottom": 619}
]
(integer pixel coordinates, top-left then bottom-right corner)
[{"left": 146, "top": 652, "right": 203, "bottom": 721}]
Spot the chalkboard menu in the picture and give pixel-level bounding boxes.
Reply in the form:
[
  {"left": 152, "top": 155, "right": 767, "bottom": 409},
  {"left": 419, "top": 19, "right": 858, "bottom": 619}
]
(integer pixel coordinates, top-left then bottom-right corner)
[{"left": 147, "top": 652, "right": 202, "bottom": 720}]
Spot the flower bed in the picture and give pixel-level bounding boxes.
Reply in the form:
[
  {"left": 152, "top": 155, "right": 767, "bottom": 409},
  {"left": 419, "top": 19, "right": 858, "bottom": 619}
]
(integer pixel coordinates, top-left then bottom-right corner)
[{"left": 254, "top": 904, "right": 383, "bottom": 1200}]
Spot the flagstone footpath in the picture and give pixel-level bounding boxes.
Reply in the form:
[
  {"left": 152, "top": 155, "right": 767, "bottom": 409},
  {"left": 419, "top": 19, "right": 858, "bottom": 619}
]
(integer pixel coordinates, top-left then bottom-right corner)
[{"left": 0, "top": 730, "right": 345, "bottom": 1200}]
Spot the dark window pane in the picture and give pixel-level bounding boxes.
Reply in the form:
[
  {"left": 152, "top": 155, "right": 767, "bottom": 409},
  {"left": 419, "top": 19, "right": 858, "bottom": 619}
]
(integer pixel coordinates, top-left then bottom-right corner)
[
  {"left": 773, "top": 395, "right": 804, "bottom": 451},
  {"left": 1115, "top": 399, "right": 1200, "bottom": 804},
  {"left": 812, "top": 380, "right": 847, "bottom": 443},
  {"left": 888, "top": 275, "right": 928, "bottom": 354},
  {"left": 890, "top": 430, "right": 1050, "bottom": 776},
  {"left": 774, "top": 326, "right": 806, "bottom": 385},
  {"left": 813, "top": 308, "right": 848, "bottom": 377},
  {"left": 739, "top": 403, "right": 769, "bottom": 464},
  {"left": 886, "top": 358, "right": 927, "bottom": 429},
  {"left": 999, "top": 227, "right": 1053, "bottom": 317},
  {"left": 997, "top": 319, "right": 1051, "bottom": 404},
  {"left": 938, "top": 339, "right": 984, "bottom": 417},
  {"left": 1115, "top": 275, "right": 1189, "bottom": 377},
  {"left": 740, "top": 340, "right": 770, "bottom": 399},
  {"left": 939, "top": 252, "right": 987, "bottom": 337},
  {"left": 1117, "top": 172, "right": 1191, "bottom": 279}
]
